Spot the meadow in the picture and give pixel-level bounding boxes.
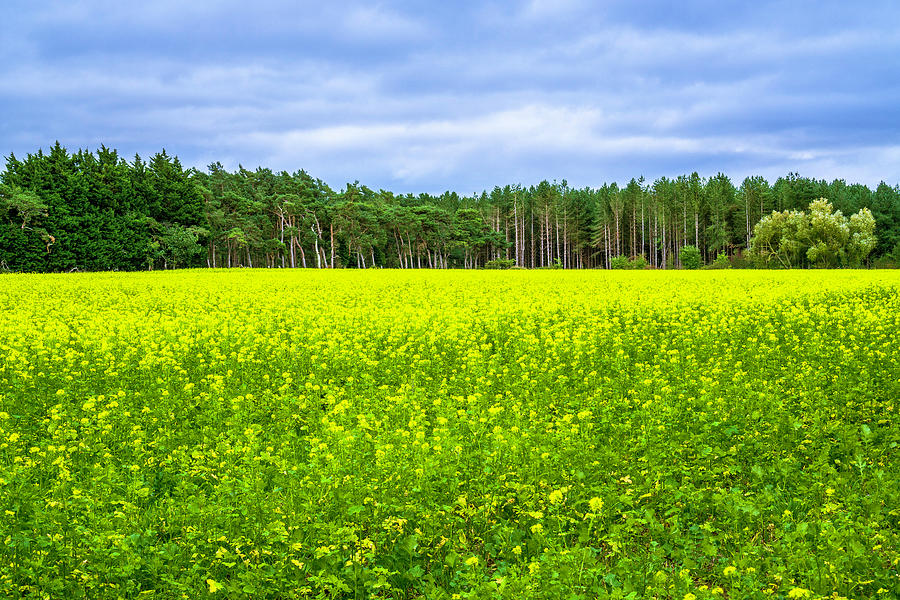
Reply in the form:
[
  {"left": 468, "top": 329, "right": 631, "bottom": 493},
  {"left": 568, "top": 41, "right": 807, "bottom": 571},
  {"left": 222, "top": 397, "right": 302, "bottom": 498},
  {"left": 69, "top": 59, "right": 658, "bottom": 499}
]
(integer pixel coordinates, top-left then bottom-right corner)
[{"left": 0, "top": 270, "right": 898, "bottom": 599}]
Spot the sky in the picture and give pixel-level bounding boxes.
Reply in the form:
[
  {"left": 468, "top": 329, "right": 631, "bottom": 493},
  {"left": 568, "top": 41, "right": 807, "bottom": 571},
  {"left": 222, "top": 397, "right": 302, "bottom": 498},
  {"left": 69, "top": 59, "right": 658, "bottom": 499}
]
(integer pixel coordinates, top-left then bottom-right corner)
[{"left": 2, "top": 0, "right": 899, "bottom": 194}]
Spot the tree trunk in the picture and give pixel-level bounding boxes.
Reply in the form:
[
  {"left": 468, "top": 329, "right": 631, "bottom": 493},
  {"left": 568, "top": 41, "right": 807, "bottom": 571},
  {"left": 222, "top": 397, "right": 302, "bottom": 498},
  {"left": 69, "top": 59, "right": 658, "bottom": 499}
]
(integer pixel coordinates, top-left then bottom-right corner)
[
  {"left": 405, "top": 233, "right": 414, "bottom": 268},
  {"left": 514, "top": 195, "right": 520, "bottom": 266},
  {"left": 605, "top": 223, "right": 610, "bottom": 268},
  {"left": 311, "top": 225, "right": 321, "bottom": 268},
  {"left": 615, "top": 213, "right": 620, "bottom": 256},
  {"left": 695, "top": 212, "right": 699, "bottom": 249},
  {"left": 632, "top": 203, "right": 636, "bottom": 258},
  {"left": 640, "top": 202, "right": 645, "bottom": 259},
  {"left": 530, "top": 210, "right": 535, "bottom": 268},
  {"left": 539, "top": 212, "right": 545, "bottom": 267},
  {"left": 746, "top": 194, "right": 751, "bottom": 246},
  {"left": 555, "top": 211, "right": 561, "bottom": 266},
  {"left": 662, "top": 218, "right": 667, "bottom": 269},
  {"left": 290, "top": 234, "right": 296, "bottom": 269},
  {"left": 280, "top": 213, "right": 286, "bottom": 268},
  {"left": 546, "top": 211, "right": 551, "bottom": 266}
]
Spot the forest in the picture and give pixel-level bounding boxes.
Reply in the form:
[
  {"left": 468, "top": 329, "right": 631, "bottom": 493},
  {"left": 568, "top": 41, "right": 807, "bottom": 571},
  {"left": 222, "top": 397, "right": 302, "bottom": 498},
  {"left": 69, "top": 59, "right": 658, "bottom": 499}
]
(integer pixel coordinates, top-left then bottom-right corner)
[{"left": 1, "top": 143, "right": 899, "bottom": 272}]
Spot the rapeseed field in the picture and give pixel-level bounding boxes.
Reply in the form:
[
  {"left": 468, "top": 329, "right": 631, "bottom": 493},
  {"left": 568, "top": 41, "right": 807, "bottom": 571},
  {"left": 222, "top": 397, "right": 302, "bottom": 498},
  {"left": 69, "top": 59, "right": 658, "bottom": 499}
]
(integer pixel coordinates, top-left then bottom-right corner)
[{"left": 0, "top": 270, "right": 898, "bottom": 599}]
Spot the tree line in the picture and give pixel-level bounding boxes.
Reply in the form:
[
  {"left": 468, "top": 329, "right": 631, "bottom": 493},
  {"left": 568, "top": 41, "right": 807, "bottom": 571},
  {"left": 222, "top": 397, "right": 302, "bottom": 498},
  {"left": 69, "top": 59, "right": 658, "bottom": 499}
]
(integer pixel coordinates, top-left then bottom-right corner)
[{"left": 1, "top": 143, "right": 899, "bottom": 271}]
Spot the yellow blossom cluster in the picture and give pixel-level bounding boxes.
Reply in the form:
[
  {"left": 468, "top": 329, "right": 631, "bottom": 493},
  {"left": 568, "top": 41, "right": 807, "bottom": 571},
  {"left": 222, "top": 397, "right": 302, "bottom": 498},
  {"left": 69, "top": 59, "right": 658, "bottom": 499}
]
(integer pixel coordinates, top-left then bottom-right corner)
[{"left": 0, "top": 269, "right": 898, "bottom": 598}]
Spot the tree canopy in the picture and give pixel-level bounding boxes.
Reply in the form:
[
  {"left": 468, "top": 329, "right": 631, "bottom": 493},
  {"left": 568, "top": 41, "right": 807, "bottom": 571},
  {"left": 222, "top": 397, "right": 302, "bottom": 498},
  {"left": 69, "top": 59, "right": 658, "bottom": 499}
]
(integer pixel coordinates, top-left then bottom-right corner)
[
  {"left": 748, "top": 199, "right": 876, "bottom": 268},
  {"left": 2, "top": 144, "right": 898, "bottom": 271}
]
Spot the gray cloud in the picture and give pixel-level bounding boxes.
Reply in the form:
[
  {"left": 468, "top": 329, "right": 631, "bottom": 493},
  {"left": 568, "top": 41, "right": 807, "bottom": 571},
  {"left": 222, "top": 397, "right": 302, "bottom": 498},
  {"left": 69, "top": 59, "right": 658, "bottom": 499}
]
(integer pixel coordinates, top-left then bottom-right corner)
[{"left": 1, "top": 0, "right": 898, "bottom": 193}]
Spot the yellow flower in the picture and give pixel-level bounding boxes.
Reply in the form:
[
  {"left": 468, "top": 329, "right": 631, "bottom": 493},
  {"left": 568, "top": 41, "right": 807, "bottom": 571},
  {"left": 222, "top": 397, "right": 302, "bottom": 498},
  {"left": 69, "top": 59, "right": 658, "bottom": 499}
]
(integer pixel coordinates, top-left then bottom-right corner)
[
  {"left": 464, "top": 556, "right": 479, "bottom": 567},
  {"left": 589, "top": 497, "right": 604, "bottom": 512},
  {"left": 723, "top": 566, "right": 737, "bottom": 576}
]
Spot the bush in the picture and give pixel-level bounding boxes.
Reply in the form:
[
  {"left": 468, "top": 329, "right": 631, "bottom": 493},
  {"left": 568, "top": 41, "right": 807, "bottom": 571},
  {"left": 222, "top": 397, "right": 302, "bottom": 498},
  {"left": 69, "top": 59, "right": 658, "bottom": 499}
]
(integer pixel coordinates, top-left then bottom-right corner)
[
  {"left": 609, "top": 256, "right": 631, "bottom": 269},
  {"left": 680, "top": 245, "right": 701, "bottom": 270},
  {"left": 610, "top": 255, "right": 647, "bottom": 270},
  {"left": 705, "top": 252, "right": 731, "bottom": 269},
  {"left": 872, "top": 256, "right": 899, "bottom": 269},
  {"left": 484, "top": 258, "right": 516, "bottom": 269},
  {"left": 730, "top": 252, "right": 752, "bottom": 269},
  {"left": 891, "top": 241, "right": 900, "bottom": 264}
]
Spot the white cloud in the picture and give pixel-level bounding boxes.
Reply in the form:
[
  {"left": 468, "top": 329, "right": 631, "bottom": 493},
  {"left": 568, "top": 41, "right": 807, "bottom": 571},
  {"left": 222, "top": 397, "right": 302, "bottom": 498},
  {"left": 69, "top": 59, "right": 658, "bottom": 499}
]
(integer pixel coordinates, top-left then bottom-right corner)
[
  {"left": 521, "top": 0, "right": 587, "bottom": 20},
  {"left": 766, "top": 145, "right": 900, "bottom": 187},
  {"left": 341, "top": 4, "right": 429, "bottom": 40},
  {"left": 0, "top": 58, "right": 379, "bottom": 106},
  {"left": 225, "top": 104, "right": 793, "bottom": 183},
  {"left": 4, "top": 1, "right": 900, "bottom": 191},
  {"left": 32, "top": 0, "right": 243, "bottom": 27},
  {"left": 560, "top": 26, "right": 897, "bottom": 71}
]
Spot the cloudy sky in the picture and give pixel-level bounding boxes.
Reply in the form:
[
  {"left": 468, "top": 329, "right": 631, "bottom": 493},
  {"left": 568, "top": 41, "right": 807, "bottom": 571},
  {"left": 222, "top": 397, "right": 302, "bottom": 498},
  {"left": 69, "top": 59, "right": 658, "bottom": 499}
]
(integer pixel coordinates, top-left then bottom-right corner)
[{"left": 2, "top": 0, "right": 898, "bottom": 193}]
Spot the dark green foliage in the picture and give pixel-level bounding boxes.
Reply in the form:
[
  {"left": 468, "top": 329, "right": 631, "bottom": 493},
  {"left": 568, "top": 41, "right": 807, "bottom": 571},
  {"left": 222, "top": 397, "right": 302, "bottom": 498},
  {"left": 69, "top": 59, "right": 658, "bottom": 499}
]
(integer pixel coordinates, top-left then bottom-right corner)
[
  {"left": 706, "top": 252, "right": 732, "bottom": 269},
  {"left": 872, "top": 255, "right": 899, "bottom": 269},
  {"left": 680, "top": 245, "right": 701, "bottom": 269},
  {"left": 1, "top": 144, "right": 204, "bottom": 271},
  {"left": 609, "top": 256, "right": 646, "bottom": 269},
  {"left": 871, "top": 182, "right": 900, "bottom": 257},
  {"left": 609, "top": 255, "right": 630, "bottom": 269},
  {"left": 484, "top": 258, "right": 515, "bottom": 269},
  {"left": 2, "top": 144, "right": 900, "bottom": 271}
]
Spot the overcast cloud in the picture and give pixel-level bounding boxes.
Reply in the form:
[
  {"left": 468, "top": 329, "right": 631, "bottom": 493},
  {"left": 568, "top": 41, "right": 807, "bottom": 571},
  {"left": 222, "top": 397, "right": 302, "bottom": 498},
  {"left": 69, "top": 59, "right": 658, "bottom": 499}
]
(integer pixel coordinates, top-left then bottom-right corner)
[{"left": 2, "top": 0, "right": 898, "bottom": 193}]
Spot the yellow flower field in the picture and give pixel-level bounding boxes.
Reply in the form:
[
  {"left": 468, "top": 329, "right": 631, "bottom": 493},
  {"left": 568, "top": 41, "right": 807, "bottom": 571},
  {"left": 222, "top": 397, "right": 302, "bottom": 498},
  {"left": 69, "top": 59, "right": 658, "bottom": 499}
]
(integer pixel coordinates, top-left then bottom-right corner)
[{"left": 0, "top": 270, "right": 898, "bottom": 599}]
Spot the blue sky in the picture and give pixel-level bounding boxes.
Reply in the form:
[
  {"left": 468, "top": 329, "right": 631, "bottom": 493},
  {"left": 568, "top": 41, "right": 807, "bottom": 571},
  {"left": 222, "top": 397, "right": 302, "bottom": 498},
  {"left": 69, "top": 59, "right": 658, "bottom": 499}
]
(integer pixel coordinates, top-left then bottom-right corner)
[{"left": 2, "top": 0, "right": 898, "bottom": 193}]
